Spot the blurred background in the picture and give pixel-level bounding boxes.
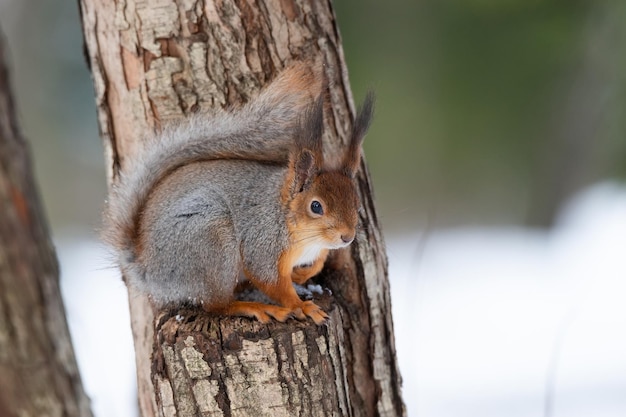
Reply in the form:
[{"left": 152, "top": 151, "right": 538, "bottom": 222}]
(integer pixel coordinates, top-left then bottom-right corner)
[{"left": 1, "top": 0, "right": 625, "bottom": 416}]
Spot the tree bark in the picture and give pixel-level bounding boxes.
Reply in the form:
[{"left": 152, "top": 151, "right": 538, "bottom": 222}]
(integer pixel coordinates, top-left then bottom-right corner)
[
  {"left": 0, "top": 30, "right": 93, "bottom": 417},
  {"left": 79, "top": 0, "right": 404, "bottom": 415}
]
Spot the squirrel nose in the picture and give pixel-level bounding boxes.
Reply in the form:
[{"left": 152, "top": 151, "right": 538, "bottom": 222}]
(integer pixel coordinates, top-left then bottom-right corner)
[{"left": 341, "top": 234, "right": 355, "bottom": 244}]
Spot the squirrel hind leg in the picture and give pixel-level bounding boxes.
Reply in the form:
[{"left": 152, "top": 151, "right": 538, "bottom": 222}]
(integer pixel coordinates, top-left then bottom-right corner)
[
  {"left": 246, "top": 275, "right": 329, "bottom": 325},
  {"left": 206, "top": 301, "right": 294, "bottom": 323},
  {"left": 213, "top": 300, "right": 328, "bottom": 325}
]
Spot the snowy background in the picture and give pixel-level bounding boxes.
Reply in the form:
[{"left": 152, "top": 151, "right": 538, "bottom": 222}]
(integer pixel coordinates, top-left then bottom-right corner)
[{"left": 59, "top": 182, "right": 626, "bottom": 417}]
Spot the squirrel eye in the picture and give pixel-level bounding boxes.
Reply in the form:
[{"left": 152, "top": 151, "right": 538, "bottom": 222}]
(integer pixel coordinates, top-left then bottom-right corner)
[{"left": 310, "top": 200, "right": 324, "bottom": 215}]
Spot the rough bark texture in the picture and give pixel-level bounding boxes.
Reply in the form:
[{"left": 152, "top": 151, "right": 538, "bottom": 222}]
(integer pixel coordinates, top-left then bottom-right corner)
[
  {"left": 0, "top": 31, "right": 93, "bottom": 417},
  {"left": 79, "top": 0, "right": 404, "bottom": 415},
  {"left": 152, "top": 306, "right": 355, "bottom": 416}
]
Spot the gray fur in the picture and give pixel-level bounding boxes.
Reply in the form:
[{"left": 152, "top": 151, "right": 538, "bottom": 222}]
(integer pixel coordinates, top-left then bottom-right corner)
[
  {"left": 103, "top": 68, "right": 315, "bottom": 256},
  {"left": 134, "top": 160, "right": 289, "bottom": 305},
  {"left": 102, "top": 67, "right": 316, "bottom": 305}
]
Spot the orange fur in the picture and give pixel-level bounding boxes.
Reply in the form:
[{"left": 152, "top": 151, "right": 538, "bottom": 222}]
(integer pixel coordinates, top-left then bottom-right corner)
[
  {"left": 218, "top": 301, "right": 293, "bottom": 323},
  {"left": 237, "top": 251, "right": 328, "bottom": 324},
  {"left": 291, "top": 249, "right": 328, "bottom": 284},
  {"left": 273, "top": 61, "right": 324, "bottom": 104}
]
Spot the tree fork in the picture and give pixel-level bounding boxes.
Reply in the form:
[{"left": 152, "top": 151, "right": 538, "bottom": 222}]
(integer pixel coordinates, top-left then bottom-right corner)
[{"left": 78, "top": 0, "right": 404, "bottom": 415}]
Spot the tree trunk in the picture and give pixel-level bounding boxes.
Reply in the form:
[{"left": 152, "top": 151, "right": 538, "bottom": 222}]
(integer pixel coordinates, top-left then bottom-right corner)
[
  {"left": 0, "top": 30, "right": 93, "bottom": 417},
  {"left": 79, "top": 0, "right": 404, "bottom": 415}
]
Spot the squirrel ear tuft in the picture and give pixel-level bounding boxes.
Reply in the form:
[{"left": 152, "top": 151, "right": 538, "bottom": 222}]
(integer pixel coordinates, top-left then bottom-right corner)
[
  {"left": 343, "top": 92, "right": 375, "bottom": 177},
  {"left": 293, "top": 149, "right": 316, "bottom": 193},
  {"left": 290, "top": 96, "right": 324, "bottom": 195},
  {"left": 295, "top": 94, "right": 325, "bottom": 163}
]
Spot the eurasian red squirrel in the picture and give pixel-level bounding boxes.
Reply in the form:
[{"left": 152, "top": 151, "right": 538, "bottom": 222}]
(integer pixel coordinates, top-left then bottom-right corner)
[{"left": 103, "top": 63, "right": 374, "bottom": 324}]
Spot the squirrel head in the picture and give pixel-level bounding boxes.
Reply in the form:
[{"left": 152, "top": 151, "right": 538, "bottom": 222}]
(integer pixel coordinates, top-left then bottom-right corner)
[{"left": 284, "top": 93, "right": 374, "bottom": 250}]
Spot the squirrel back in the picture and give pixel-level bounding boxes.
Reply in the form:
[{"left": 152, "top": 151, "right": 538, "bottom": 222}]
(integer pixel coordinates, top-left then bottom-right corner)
[{"left": 103, "top": 63, "right": 322, "bottom": 261}]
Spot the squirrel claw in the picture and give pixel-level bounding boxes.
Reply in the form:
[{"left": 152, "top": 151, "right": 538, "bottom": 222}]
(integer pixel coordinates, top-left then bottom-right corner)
[
  {"left": 300, "top": 301, "right": 328, "bottom": 325},
  {"left": 219, "top": 301, "right": 293, "bottom": 323},
  {"left": 265, "top": 306, "right": 295, "bottom": 323},
  {"left": 292, "top": 307, "right": 306, "bottom": 321},
  {"left": 254, "top": 311, "right": 272, "bottom": 323}
]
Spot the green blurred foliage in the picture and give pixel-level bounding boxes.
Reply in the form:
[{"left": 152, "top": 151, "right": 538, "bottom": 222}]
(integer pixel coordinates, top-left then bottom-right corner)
[{"left": 336, "top": 0, "right": 626, "bottom": 231}]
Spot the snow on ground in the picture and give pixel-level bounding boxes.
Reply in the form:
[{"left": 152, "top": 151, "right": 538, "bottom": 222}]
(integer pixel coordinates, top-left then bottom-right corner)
[
  {"left": 57, "top": 182, "right": 626, "bottom": 416},
  {"left": 390, "top": 182, "right": 626, "bottom": 416},
  {"left": 57, "top": 236, "right": 137, "bottom": 417}
]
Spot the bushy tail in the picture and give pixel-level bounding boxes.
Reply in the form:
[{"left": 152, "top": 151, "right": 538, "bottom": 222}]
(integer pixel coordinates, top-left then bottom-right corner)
[{"left": 103, "top": 63, "right": 323, "bottom": 258}]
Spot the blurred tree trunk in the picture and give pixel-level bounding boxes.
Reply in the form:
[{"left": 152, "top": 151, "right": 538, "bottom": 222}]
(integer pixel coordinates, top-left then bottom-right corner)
[
  {"left": 79, "top": 0, "right": 404, "bottom": 415},
  {"left": 527, "top": 2, "right": 621, "bottom": 227},
  {"left": 0, "top": 31, "right": 92, "bottom": 417}
]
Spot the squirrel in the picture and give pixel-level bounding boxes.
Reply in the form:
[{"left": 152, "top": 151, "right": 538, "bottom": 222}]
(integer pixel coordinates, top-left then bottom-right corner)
[{"left": 103, "top": 63, "right": 374, "bottom": 324}]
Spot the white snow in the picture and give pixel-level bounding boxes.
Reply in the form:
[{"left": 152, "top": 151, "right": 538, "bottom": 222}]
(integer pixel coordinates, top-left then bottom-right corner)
[
  {"left": 57, "top": 235, "right": 138, "bottom": 417},
  {"left": 390, "top": 182, "right": 626, "bottom": 416},
  {"left": 56, "top": 182, "right": 626, "bottom": 417}
]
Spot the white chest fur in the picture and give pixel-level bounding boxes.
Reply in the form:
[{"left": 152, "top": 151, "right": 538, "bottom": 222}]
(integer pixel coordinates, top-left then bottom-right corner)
[{"left": 293, "top": 242, "right": 327, "bottom": 268}]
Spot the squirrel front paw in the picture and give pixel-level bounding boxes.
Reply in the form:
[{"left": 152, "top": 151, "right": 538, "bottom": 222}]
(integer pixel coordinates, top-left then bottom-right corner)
[{"left": 293, "top": 300, "right": 328, "bottom": 325}]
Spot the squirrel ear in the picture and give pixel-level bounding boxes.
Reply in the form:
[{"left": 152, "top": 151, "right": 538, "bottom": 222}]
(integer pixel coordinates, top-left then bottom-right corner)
[
  {"left": 290, "top": 94, "right": 324, "bottom": 194},
  {"left": 295, "top": 94, "right": 325, "bottom": 164},
  {"left": 343, "top": 92, "right": 375, "bottom": 177},
  {"left": 293, "top": 149, "right": 316, "bottom": 193}
]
